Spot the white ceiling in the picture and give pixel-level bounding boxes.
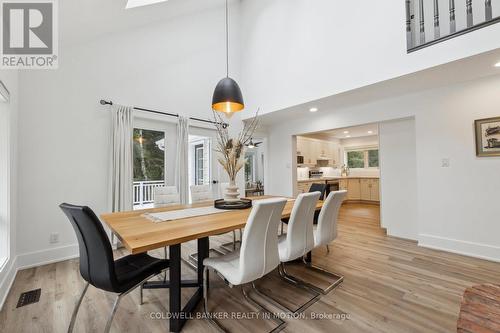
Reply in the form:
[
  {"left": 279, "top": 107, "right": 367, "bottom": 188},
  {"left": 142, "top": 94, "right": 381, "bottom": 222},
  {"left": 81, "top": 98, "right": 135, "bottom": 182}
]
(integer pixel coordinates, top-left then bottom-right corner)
[
  {"left": 303, "top": 123, "right": 379, "bottom": 140},
  {"left": 59, "top": 0, "right": 225, "bottom": 46}
]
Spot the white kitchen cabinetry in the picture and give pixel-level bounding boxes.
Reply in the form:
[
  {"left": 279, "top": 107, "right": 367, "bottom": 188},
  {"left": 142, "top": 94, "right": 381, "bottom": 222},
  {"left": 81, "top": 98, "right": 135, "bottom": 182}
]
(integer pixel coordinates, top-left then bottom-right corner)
[
  {"left": 297, "top": 136, "right": 339, "bottom": 167},
  {"left": 340, "top": 178, "right": 380, "bottom": 203}
]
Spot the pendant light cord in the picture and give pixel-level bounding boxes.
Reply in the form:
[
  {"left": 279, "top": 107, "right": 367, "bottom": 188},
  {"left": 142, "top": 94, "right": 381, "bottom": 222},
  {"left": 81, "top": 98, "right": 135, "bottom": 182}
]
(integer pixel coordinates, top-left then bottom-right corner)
[{"left": 225, "top": 0, "right": 229, "bottom": 78}]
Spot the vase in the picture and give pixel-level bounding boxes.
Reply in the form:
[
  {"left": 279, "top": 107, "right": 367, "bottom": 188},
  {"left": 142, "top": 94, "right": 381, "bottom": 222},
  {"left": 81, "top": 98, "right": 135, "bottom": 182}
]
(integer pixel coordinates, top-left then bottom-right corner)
[{"left": 224, "top": 179, "right": 240, "bottom": 202}]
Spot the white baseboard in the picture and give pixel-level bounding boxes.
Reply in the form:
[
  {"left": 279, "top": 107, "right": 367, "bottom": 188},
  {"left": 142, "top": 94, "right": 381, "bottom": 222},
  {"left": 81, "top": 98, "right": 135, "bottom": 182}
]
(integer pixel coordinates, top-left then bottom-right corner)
[
  {"left": 419, "top": 234, "right": 500, "bottom": 263},
  {"left": 0, "top": 244, "right": 79, "bottom": 311},
  {"left": 16, "top": 244, "right": 79, "bottom": 270},
  {"left": 0, "top": 256, "right": 18, "bottom": 312}
]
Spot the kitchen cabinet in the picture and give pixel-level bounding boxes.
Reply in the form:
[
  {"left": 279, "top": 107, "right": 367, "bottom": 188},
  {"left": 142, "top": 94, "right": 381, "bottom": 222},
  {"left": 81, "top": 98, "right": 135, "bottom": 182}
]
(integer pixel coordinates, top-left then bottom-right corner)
[
  {"left": 297, "top": 181, "right": 311, "bottom": 194},
  {"left": 297, "top": 136, "right": 339, "bottom": 167},
  {"left": 370, "top": 179, "right": 380, "bottom": 201},
  {"left": 359, "top": 178, "right": 379, "bottom": 202},
  {"left": 347, "top": 179, "right": 361, "bottom": 200}
]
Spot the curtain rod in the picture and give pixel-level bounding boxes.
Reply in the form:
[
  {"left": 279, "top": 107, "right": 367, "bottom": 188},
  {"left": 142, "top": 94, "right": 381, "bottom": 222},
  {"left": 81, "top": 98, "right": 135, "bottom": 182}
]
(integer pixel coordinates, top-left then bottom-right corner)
[{"left": 99, "top": 99, "right": 229, "bottom": 129}]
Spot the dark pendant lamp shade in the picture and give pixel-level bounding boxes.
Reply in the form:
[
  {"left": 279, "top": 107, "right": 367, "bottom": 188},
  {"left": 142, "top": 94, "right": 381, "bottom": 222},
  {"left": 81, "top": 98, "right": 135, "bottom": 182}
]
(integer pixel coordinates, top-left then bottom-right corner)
[{"left": 212, "top": 77, "right": 244, "bottom": 116}]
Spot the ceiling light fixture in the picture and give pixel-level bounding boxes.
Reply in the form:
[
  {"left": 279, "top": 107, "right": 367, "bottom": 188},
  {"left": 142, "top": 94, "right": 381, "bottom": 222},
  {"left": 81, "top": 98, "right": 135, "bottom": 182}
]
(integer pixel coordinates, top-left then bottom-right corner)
[
  {"left": 495, "top": 62, "right": 500, "bottom": 68},
  {"left": 309, "top": 107, "right": 318, "bottom": 113},
  {"left": 368, "top": 130, "right": 373, "bottom": 134},
  {"left": 126, "top": 0, "right": 168, "bottom": 9},
  {"left": 343, "top": 131, "right": 349, "bottom": 134},
  {"left": 346, "top": 135, "right": 351, "bottom": 138},
  {"left": 212, "top": 0, "right": 244, "bottom": 118}
]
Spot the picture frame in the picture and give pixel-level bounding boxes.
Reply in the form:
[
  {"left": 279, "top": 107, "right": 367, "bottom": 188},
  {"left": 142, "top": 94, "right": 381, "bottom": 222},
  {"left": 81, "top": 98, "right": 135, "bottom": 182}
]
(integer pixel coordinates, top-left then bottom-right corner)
[{"left": 475, "top": 116, "right": 500, "bottom": 157}]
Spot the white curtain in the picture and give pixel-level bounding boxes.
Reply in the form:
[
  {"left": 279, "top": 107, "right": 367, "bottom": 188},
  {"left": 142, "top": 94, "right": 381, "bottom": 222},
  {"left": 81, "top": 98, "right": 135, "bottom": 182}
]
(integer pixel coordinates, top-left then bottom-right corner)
[
  {"left": 176, "top": 116, "right": 189, "bottom": 204},
  {"left": 109, "top": 104, "right": 133, "bottom": 213}
]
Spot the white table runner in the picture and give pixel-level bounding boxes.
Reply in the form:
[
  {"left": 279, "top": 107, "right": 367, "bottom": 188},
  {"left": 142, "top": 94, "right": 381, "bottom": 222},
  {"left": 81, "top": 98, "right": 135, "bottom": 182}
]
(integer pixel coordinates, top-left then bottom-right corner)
[
  {"left": 142, "top": 197, "right": 295, "bottom": 223},
  {"left": 143, "top": 206, "right": 231, "bottom": 223}
]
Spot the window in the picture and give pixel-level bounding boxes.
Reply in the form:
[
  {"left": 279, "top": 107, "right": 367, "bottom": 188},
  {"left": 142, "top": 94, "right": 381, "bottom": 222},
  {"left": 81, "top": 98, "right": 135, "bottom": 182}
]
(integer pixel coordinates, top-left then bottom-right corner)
[
  {"left": 194, "top": 144, "right": 205, "bottom": 185},
  {"left": 245, "top": 152, "right": 256, "bottom": 183},
  {"left": 346, "top": 148, "right": 379, "bottom": 169},
  {"left": 346, "top": 151, "right": 365, "bottom": 169},
  {"left": 188, "top": 135, "right": 211, "bottom": 189},
  {"left": 133, "top": 128, "right": 166, "bottom": 209},
  {"left": 368, "top": 149, "right": 379, "bottom": 168}
]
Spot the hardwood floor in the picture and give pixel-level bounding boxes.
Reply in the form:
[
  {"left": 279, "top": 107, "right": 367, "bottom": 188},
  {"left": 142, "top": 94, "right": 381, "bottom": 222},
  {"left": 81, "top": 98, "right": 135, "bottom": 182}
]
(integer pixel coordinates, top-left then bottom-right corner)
[{"left": 1, "top": 203, "right": 500, "bottom": 332}]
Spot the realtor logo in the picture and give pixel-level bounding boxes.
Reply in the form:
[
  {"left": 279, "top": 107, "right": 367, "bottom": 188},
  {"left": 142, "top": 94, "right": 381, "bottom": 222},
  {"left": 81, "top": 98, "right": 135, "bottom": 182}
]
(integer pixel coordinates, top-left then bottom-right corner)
[{"left": 1, "top": 0, "right": 58, "bottom": 69}]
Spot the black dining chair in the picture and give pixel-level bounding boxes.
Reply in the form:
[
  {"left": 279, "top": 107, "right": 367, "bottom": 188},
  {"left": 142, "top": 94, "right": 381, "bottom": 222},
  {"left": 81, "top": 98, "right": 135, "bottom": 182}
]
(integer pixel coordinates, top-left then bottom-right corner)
[{"left": 60, "top": 203, "right": 170, "bottom": 333}]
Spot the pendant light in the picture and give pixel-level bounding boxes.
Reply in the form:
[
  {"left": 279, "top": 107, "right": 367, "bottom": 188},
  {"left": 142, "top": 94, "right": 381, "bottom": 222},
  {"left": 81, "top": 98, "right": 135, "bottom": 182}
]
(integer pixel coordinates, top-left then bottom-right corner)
[{"left": 212, "top": 0, "right": 244, "bottom": 118}]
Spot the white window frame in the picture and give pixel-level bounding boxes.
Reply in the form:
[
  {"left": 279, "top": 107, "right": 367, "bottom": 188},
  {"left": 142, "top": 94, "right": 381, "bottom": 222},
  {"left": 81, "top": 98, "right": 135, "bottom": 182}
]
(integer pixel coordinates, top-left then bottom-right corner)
[
  {"left": 0, "top": 83, "right": 11, "bottom": 270},
  {"left": 345, "top": 146, "right": 379, "bottom": 170}
]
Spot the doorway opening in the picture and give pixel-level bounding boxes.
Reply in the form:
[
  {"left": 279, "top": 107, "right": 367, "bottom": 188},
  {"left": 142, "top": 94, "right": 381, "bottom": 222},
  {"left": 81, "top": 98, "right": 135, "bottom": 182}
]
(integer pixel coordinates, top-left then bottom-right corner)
[{"left": 296, "top": 123, "right": 381, "bottom": 229}]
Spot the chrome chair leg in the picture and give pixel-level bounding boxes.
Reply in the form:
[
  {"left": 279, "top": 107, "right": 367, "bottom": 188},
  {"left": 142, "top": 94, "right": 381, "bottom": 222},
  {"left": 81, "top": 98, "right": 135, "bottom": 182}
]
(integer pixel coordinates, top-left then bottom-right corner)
[
  {"left": 220, "top": 229, "right": 242, "bottom": 253},
  {"left": 203, "top": 267, "right": 287, "bottom": 333},
  {"left": 140, "top": 284, "right": 144, "bottom": 305},
  {"left": 252, "top": 263, "right": 321, "bottom": 314},
  {"left": 104, "top": 294, "right": 122, "bottom": 333},
  {"left": 242, "top": 285, "right": 286, "bottom": 332},
  {"left": 203, "top": 266, "right": 226, "bottom": 333},
  {"left": 68, "top": 282, "right": 89, "bottom": 333},
  {"left": 301, "top": 257, "right": 344, "bottom": 294}
]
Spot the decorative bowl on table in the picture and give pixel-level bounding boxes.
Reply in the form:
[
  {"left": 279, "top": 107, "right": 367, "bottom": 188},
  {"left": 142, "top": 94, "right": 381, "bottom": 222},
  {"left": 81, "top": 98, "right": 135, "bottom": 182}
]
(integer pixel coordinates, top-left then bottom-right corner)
[{"left": 214, "top": 198, "right": 252, "bottom": 210}]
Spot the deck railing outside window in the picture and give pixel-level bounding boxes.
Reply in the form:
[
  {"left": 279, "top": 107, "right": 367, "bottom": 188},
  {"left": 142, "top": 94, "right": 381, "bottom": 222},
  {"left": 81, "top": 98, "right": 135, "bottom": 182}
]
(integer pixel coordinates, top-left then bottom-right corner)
[
  {"left": 406, "top": 0, "right": 500, "bottom": 52},
  {"left": 133, "top": 180, "right": 165, "bottom": 207}
]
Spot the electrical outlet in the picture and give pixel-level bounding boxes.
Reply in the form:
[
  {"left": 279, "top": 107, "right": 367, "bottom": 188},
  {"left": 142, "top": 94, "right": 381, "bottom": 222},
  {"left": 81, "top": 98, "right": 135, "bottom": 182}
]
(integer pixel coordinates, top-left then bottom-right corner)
[
  {"left": 441, "top": 158, "right": 450, "bottom": 168},
  {"left": 49, "top": 233, "right": 59, "bottom": 244}
]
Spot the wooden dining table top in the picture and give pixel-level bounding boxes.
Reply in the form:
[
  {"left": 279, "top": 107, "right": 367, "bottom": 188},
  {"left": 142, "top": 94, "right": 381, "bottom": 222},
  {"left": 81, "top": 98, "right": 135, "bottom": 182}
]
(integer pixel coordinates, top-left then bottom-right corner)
[{"left": 101, "top": 196, "right": 323, "bottom": 255}]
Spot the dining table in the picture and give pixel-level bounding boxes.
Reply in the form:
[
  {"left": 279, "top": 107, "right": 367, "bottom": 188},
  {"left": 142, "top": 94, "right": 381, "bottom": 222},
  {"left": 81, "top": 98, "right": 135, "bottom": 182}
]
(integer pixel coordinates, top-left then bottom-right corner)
[{"left": 100, "top": 196, "right": 323, "bottom": 332}]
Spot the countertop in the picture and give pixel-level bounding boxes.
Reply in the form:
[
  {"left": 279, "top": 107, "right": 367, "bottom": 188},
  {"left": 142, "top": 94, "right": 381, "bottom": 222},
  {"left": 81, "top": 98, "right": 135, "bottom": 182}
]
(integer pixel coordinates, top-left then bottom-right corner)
[{"left": 297, "top": 176, "right": 379, "bottom": 183}]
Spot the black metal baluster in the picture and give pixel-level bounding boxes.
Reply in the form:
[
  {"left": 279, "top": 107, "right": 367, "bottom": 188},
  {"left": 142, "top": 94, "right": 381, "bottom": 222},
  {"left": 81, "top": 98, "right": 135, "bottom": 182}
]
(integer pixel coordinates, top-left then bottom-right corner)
[
  {"left": 485, "top": 0, "right": 492, "bottom": 20},
  {"left": 449, "top": 0, "right": 456, "bottom": 33},
  {"left": 466, "top": 0, "right": 473, "bottom": 27},
  {"left": 419, "top": 0, "right": 425, "bottom": 44},
  {"left": 434, "top": 0, "right": 440, "bottom": 38},
  {"left": 406, "top": 0, "right": 413, "bottom": 49}
]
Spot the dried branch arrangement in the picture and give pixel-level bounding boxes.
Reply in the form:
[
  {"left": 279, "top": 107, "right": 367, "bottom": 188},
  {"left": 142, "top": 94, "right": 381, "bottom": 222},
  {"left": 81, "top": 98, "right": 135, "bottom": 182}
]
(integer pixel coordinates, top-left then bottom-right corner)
[{"left": 212, "top": 110, "right": 259, "bottom": 182}]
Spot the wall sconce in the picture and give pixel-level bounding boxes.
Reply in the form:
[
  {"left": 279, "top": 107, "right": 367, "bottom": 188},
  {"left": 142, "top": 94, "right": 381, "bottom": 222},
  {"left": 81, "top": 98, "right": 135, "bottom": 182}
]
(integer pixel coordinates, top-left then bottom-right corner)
[{"left": 0, "top": 81, "right": 10, "bottom": 103}]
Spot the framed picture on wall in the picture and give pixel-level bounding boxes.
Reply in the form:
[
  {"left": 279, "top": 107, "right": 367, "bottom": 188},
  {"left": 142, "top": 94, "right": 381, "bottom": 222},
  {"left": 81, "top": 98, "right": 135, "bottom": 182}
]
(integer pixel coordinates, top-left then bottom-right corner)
[{"left": 475, "top": 117, "right": 500, "bottom": 157}]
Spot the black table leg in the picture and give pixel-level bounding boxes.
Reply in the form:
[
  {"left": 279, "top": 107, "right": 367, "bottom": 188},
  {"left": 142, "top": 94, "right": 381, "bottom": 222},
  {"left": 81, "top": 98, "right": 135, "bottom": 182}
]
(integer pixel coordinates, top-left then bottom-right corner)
[
  {"left": 169, "top": 244, "right": 182, "bottom": 332},
  {"left": 197, "top": 237, "right": 209, "bottom": 289},
  {"left": 167, "top": 239, "right": 209, "bottom": 332}
]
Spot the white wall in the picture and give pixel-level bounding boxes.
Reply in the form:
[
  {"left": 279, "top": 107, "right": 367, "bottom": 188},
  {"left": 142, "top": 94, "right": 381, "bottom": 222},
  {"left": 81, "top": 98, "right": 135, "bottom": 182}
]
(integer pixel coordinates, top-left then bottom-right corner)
[
  {"left": 266, "top": 74, "right": 500, "bottom": 261},
  {"left": 0, "top": 69, "right": 19, "bottom": 310},
  {"left": 240, "top": 0, "right": 500, "bottom": 115},
  {"left": 15, "top": 3, "right": 242, "bottom": 265},
  {"left": 379, "top": 118, "right": 418, "bottom": 240}
]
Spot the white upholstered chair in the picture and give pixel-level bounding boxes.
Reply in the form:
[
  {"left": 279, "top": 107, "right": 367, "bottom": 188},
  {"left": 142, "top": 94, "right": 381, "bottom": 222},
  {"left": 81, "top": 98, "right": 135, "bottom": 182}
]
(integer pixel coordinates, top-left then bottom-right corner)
[
  {"left": 203, "top": 198, "right": 288, "bottom": 332},
  {"left": 153, "top": 186, "right": 180, "bottom": 208},
  {"left": 190, "top": 184, "right": 213, "bottom": 203},
  {"left": 253, "top": 192, "right": 322, "bottom": 313},
  {"left": 307, "top": 190, "right": 347, "bottom": 294}
]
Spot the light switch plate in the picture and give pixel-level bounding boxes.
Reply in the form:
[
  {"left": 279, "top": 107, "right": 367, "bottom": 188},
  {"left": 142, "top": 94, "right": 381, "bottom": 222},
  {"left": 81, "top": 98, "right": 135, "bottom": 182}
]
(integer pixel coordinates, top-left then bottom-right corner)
[{"left": 441, "top": 158, "right": 450, "bottom": 168}]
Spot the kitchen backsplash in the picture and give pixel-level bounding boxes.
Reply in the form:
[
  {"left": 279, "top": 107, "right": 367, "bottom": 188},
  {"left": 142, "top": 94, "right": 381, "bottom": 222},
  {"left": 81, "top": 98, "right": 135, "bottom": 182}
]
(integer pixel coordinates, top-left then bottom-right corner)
[{"left": 297, "top": 166, "right": 379, "bottom": 180}]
